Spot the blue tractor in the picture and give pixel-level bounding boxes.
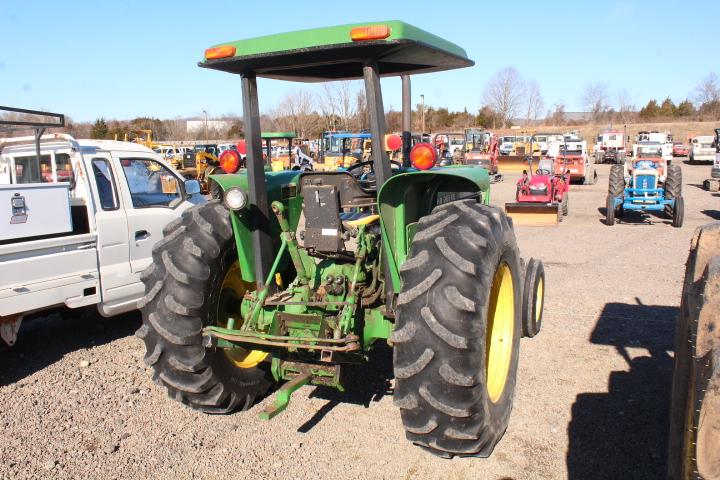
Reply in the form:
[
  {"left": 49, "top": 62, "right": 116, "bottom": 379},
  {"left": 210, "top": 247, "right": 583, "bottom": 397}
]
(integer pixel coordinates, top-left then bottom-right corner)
[{"left": 605, "top": 144, "right": 683, "bottom": 227}]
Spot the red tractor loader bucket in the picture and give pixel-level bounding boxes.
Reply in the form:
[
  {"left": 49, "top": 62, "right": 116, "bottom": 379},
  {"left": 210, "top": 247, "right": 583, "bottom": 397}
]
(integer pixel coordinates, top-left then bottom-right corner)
[{"left": 504, "top": 202, "right": 561, "bottom": 226}]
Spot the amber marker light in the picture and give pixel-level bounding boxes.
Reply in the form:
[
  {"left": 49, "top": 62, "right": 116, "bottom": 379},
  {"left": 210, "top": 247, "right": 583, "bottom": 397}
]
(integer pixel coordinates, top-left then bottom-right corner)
[
  {"left": 350, "top": 25, "right": 391, "bottom": 41},
  {"left": 205, "top": 45, "right": 236, "bottom": 60}
]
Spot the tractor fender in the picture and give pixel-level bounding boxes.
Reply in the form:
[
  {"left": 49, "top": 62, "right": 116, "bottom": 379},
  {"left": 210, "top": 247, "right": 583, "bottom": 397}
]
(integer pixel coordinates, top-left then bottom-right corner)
[
  {"left": 377, "top": 166, "right": 490, "bottom": 292},
  {"left": 208, "top": 170, "right": 302, "bottom": 282}
]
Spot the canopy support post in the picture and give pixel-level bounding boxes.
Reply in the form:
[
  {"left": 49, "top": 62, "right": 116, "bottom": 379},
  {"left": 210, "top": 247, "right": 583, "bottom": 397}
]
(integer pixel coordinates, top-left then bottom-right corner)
[
  {"left": 401, "top": 75, "right": 412, "bottom": 167},
  {"left": 241, "top": 73, "right": 273, "bottom": 290}
]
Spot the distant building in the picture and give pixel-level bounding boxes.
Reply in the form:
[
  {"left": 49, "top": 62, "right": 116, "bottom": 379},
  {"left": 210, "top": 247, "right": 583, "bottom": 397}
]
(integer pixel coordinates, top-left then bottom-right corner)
[{"left": 186, "top": 120, "right": 232, "bottom": 133}]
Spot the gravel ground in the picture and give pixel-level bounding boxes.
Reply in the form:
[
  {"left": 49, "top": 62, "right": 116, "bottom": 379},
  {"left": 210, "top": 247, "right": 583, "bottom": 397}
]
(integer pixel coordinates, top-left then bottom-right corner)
[{"left": 1, "top": 159, "right": 717, "bottom": 480}]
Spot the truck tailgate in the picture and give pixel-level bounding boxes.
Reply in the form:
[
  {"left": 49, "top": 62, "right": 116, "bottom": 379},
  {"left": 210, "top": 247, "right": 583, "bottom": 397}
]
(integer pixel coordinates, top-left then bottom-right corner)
[{"left": 0, "top": 233, "right": 99, "bottom": 316}]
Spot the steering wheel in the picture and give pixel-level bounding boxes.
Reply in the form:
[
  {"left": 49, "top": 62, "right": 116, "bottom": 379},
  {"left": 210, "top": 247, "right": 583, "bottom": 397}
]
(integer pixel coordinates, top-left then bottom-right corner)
[{"left": 346, "top": 160, "right": 402, "bottom": 189}]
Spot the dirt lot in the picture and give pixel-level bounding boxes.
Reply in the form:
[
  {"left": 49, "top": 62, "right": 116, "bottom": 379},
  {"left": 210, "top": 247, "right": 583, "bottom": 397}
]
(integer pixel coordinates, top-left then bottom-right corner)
[{"left": 1, "top": 159, "right": 718, "bottom": 480}]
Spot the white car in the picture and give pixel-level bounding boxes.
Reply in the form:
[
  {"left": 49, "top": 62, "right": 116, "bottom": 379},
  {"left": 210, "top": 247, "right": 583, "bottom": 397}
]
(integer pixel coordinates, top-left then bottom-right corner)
[{"left": 0, "top": 134, "right": 204, "bottom": 346}]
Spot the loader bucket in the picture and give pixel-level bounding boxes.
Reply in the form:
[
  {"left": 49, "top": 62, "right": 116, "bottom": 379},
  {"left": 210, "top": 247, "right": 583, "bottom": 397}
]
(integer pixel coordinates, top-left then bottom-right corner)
[
  {"left": 504, "top": 202, "right": 560, "bottom": 226},
  {"left": 498, "top": 155, "right": 533, "bottom": 173}
]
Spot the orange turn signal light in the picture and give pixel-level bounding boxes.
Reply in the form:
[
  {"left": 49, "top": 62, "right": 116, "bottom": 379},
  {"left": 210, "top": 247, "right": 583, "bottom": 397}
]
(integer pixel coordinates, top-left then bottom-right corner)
[
  {"left": 350, "top": 25, "right": 391, "bottom": 42},
  {"left": 205, "top": 45, "right": 236, "bottom": 60},
  {"left": 410, "top": 143, "right": 437, "bottom": 170},
  {"left": 219, "top": 150, "right": 241, "bottom": 174}
]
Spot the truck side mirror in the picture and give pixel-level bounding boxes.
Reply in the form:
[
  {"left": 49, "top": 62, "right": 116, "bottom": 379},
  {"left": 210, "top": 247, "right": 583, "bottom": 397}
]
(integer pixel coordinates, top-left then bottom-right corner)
[{"left": 184, "top": 179, "right": 201, "bottom": 196}]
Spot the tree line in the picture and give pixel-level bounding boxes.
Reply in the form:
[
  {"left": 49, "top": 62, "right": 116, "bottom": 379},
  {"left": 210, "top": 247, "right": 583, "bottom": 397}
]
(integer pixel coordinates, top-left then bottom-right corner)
[{"left": 16, "top": 69, "right": 717, "bottom": 142}]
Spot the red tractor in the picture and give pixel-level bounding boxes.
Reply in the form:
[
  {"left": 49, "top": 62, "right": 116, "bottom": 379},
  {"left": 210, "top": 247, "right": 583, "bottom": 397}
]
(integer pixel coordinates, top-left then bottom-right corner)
[{"left": 506, "top": 149, "right": 570, "bottom": 226}]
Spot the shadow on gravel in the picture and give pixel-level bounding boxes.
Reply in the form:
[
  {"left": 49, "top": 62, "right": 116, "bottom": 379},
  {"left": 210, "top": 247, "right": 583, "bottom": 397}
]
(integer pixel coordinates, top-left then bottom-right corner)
[
  {"left": 0, "top": 309, "right": 141, "bottom": 387},
  {"left": 701, "top": 209, "right": 720, "bottom": 220},
  {"left": 688, "top": 183, "right": 708, "bottom": 190},
  {"left": 596, "top": 207, "right": 670, "bottom": 226},
  {"left": 296, "top": 343, "right": 394, "bottom": 433},
  {"left": 567, "top": 299, "right": 677, "bottom": 480}
]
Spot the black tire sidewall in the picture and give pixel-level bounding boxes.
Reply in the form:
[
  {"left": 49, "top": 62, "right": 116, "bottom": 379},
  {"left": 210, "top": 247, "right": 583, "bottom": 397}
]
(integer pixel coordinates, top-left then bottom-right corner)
[{"left": 522, "top": 259, "right": 544, "bottom": 338}]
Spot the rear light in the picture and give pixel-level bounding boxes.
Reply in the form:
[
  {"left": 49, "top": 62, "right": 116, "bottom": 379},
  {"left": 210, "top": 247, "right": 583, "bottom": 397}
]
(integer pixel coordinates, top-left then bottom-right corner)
[
  {"left": 386, "top": 134, "right": 402, "bottom": 151},
  {"left": 219, "top": 150, "right": 240, "bottom": 173},
  {"left": 410, "top": 143, "right": 437, "bottom": 170},
  {"left": 350, "top": 25, "right": 391, "bottom": 42},
  {"left": 205, "top": 45, "right": 236, "bottom": 60}
]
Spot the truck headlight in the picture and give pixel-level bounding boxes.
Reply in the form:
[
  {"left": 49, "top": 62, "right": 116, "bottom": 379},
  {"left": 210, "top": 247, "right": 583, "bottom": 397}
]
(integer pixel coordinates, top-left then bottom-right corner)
[{"left": 224, "top": 187, "right": 248, "bottom": 210}]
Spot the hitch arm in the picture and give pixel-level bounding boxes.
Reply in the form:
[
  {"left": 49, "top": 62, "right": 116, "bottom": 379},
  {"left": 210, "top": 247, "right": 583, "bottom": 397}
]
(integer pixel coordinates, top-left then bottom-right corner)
[{"left": 259, "top": 372, "right": 311, "bottom": 420}]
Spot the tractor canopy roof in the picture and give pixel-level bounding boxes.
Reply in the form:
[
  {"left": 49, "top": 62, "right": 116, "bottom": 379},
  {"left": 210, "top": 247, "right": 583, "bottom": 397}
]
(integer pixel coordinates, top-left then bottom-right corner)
[
  {"left": 261, "top": 131, "right": 296, "bottom": 139},
  {"left": 200, "top": 21, "right": 473, "bottom": 81}
]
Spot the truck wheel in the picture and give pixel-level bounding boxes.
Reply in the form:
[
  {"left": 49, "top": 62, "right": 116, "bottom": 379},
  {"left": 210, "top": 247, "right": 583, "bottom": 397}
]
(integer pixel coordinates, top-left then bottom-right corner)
[
  {"left": 521, "top": 258, "right": 544, "bottom": 338},
  {"left": 605, "top": 195, "right": 616, "bottom": 226},
  {"left": 393, "top": 200, "right": 522, "bottom": 458},
  {"left": 664, "top": 164, "right": 682, "bottom": 216},
  {"left": 668, "top": 224, "right": 720, "bottom": 479},
  {"left": 672, "top": 196, "right": 684, "bottom": 228},
  {"left": 136, "top": 200, "right": 273, "bottom": 413},
  {"left": 562, "top": 194, "right": 569, "bottom": 216}
]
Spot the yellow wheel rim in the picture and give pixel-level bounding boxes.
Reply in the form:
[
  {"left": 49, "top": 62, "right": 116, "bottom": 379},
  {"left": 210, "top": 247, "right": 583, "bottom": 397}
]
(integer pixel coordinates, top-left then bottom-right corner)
[
  {"left": 486, "top": 263, "right": 515, "bottom": 403},
  {"left": 535, "top": 276, "right": 544, "bottom": 323},
  {"left": 217, "top": 262, "right": 269, "bottom": 369}
]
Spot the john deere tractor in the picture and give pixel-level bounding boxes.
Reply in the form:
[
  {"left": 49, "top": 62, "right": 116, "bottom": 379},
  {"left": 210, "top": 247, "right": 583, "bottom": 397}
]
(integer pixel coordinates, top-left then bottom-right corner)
[{"left": 137, "top": 21, "right": 544, "bottom": 458}]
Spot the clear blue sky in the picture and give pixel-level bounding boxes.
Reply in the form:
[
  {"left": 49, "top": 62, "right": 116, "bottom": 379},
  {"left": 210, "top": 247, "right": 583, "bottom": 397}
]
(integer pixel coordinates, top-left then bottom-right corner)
[{"left": 1, "top": 0, "right": 717, "bottom": 122}]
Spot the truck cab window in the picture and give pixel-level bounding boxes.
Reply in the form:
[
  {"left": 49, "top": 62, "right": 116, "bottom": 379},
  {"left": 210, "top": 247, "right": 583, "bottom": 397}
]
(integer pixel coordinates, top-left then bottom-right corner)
[
  {"left": 14, "top": 155, "right": 49, "bottom": 183},
  {"left": 120, "top": 158, "right": 182, "bottom": 208},
  {"left": 55, "top": 154, "right": 75, "bottom": 185},
  {"left": 92, "top": 159, "right": 119, "bottom": 210}
]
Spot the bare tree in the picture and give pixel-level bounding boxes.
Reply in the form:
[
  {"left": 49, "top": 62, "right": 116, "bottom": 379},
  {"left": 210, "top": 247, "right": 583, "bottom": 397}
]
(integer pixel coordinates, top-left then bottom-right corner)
[
  {"left": 616, "top": 89, "right": 636, "bottom": 124},
  {"left": 273, "top": 89, "right": 318, "bottom": 137},
  {"left": 482, "top": 67, "right": 526, "bottom": 128},
  {"left": 317, "top": 81, "right": 360, "bottom": 131},
  {"left": 695, "top": 72, "right": 720, "bottom": 104},
  {"left": 523, "top": 79, "right": 544, "bottom": 126},
  {"left": 581, "top": 82, "right": 611, "bottom": 119}
]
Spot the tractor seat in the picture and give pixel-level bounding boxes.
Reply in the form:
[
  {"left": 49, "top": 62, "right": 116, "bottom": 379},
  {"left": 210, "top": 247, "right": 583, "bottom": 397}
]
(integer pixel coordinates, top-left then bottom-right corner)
[{"left": 340, "top": 212, "right": 379, "bottom": 228}]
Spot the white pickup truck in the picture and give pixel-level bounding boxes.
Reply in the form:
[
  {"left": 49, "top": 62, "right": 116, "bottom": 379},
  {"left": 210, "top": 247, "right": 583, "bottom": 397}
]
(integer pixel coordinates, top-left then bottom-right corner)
[
  {"left": 689, "top": 135, "right": 715, "bottom": 163},
  {"left": 0, "top": 134, "right": 204, "bottom": 346}
]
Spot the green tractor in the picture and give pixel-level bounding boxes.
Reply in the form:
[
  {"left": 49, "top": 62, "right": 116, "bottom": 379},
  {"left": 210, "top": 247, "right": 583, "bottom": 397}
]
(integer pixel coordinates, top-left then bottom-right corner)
[{"left": 137, "top": 21, "right": 545, "bottom": 458}]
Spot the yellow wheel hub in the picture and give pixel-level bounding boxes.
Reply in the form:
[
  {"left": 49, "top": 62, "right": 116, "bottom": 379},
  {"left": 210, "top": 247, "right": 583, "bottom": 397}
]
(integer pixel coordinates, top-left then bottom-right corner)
[
  {"left": 486, "top": 263, "right": 515, "bottom": 403},
  {"left": 535, "top": 277, "right": 544, "bottom": 323},
  {"left": 217, "top": 262, "right": 268, "bottom": 369}
]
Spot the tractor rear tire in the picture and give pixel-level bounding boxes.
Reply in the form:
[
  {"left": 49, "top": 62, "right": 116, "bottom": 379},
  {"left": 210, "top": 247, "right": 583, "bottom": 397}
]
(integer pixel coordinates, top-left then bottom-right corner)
[
  {"left": 608, "top": 164, "right": 625, "bottom": 197},
  {"left": 562, "top": 194, "right": 569, "bottom": 217},
  {"left": 583, "top": 167, "right": 597, "bottom": 185},
  {"left": 667, "top": 223, "right": 720, "bottom": 479},
  {"left": 605, "top": 195, "right": 616, "bottom": 226},
  {"left": 665, "top": 164, "right": 682, "bottom": 215},
  {"left": 672, "top": 196, "right": 684, "bottom": 228},
  {"left": 136, "top": 200, "right": 273, "bottom": 413},
  {"left": 393, "top": 200, "right": 522, "bottom": 458},
  {"left": 521, "top": 258, "right": 544, "bottom": 338}
]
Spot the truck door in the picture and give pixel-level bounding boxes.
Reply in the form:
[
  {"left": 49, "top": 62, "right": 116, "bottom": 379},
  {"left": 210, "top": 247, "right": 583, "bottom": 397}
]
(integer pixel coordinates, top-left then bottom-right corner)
[
  {"left": 87, "top": 154, "right": 133, "bottom": 305},
  {"left": 114, "top": 155, "right": 191, "bottom": 274}
]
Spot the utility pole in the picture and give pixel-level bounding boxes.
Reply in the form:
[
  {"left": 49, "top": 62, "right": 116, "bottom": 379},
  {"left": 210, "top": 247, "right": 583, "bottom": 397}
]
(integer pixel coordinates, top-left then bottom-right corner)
[
  {"left": 202, "top": 110, "right": 208, "bottom": 143},
  {"left": 420, "top": 94, "right": 425, "bottom": 133}
]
